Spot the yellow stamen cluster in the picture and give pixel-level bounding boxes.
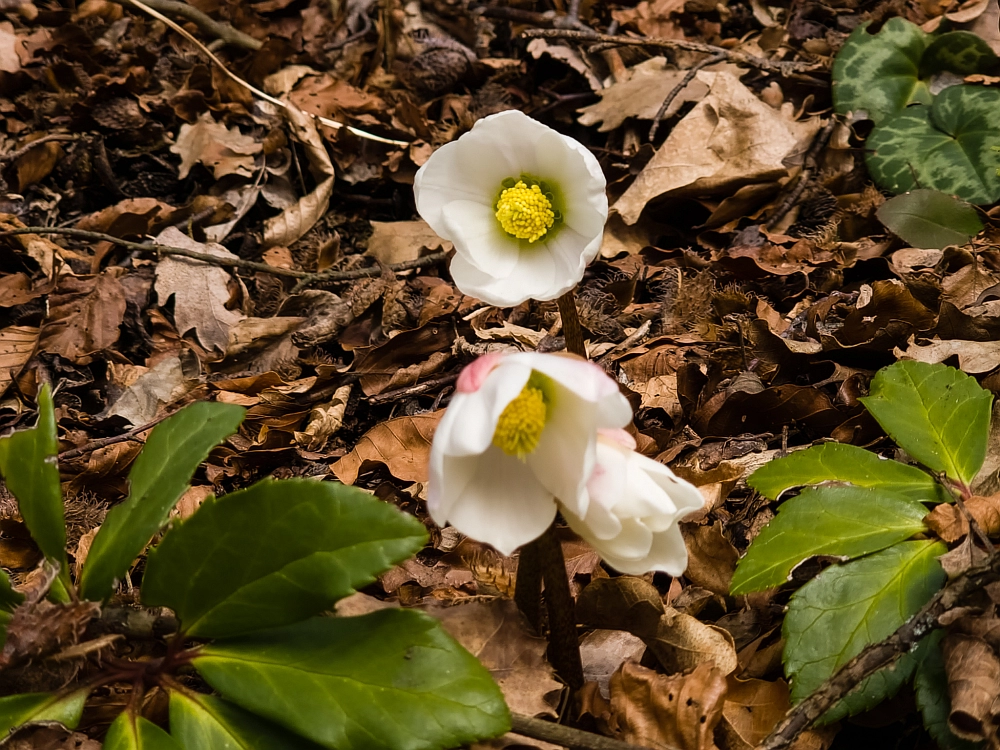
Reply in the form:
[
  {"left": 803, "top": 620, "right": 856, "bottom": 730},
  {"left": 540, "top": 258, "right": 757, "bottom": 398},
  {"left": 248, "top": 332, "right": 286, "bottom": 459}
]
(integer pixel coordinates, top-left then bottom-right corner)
[
  {"left": 492, "top": 385, "right": 547, "bottom": 458},
  {"left": 495, "top": 181, "right": 555, "bottom": 243}
]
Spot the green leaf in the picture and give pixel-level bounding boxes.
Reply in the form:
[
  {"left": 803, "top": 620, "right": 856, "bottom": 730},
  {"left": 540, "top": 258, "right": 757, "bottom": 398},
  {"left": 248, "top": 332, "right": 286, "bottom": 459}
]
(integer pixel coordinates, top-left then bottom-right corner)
[
  {"left": 915, "top": 630, "right": 984, "bottom": 750},
  {"left": 748, "top": 442, "right": 949, "bottom": 503},
  {"left": 784, "top": 540, "right": 946, "bottom": 703},
  {"left": 832, "top": 18, "right": 931, "bottom": 124},
  {"left": 0, "top": 385, "right": 66, "bottom": 571},
  {"left": 0, "top": 689, "right": 89, "bottom": 735},
  {"left": 79, "top": 402, "right": 245, "bottom": 602},
  {"left": 866, "top": 86, "right": 1000, "bottom": 204},
  {"left": 104, "top": 712, "right": 182, "bottom": 750},
  {"left": 193, "top": 609, "right": 511, "bottom": 750},
  {"left": 0, "top": 568, "right": 23, "bottom": 612},
  {"left": 860, "top": 360, "right": 993, "bottom": 487},
  {"left": 919, "top": 32, "right": 998, "bottom": 78},
  {"left": 876, "top": 189, "right": 984, "bottom": 249},
  {"left": 142, "top": 478, "right": 427, "bottom": 638},
  {"left": 169, "top": 691, "right": 324, "bottom": 750},
  {"left": 731, "top": 485, "right": 930, "bottom": 595}
]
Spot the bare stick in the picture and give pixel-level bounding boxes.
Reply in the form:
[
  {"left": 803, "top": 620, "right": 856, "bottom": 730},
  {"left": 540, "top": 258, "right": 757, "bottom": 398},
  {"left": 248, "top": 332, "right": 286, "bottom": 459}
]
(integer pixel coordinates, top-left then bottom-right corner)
[
  {"left": 1, "top": 134, "right": 81, "bottom": 164},
  {"left": 759, "top": 553, "right": 1000, "bottom": 750},
  {"left": 58, "top": 415, "right": 170, "bottom": 461},
  {"left": 113, "top": 0, "right": 262, "bottom": 50},
  {"left": 558, "top": 289, "right": 587, "bottom": 359},
  {"left": 765, "top": 120, "right": 836, "bottom": 231},
  {"left": 510, "top": 713, "right": 661, "bottom": 750},
  {"left": 365, "top": 372, "right": 459, "bottom": 405},
  {"left": 649, "top": 52, "right": 726, "bottom": 141}
]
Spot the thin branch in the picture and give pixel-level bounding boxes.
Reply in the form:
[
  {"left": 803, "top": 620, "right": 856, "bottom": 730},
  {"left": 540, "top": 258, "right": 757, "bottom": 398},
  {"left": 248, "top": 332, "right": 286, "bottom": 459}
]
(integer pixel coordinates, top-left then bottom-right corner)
[
  {"left": 759, "top": 553, "right": 1000, "bottom": 750},
  {"left": 58, "top": 414, "right": 171, "bottom": 462},
  {"left": 520, "top": 29, "right": 825, "bottom": 77},
  {"left": 1, "top": 134, "right": 81, "bottom": 165},
  {"left": 0, "top": 227, "right": 447, "bottom": 286},
  {"left": 649, "top": 52, "right": 726, "bottom": 142},
  {"left": 510, "top": 713, "right": 660, "bottom": 750},
  {"left": 113, "top": 0, "right": 262, "bottom": 50},
  {"left": 765, "top": 119, "right": 836, "bottom": 231},
  {"left": 364, "top": 372, "right": 459, "bottom": 405}
]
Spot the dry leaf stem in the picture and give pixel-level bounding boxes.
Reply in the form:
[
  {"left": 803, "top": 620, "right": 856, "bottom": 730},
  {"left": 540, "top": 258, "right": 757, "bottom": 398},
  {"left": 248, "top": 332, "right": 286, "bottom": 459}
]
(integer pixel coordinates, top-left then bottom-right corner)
[
  {"left": 1, "top": 227, "right": 446, "bottom": 286},
  {"left": 760, "top": 552, "right": 1000, "bottom": 750},
  {"left": 114, "top": 0, "right": 262, "bottom": 50},
  {"left": 521, "top": 29, "right": 824, "bottom": 78},
  {"left": 510, "top": 713, "right": 659, "bottom": 750}
]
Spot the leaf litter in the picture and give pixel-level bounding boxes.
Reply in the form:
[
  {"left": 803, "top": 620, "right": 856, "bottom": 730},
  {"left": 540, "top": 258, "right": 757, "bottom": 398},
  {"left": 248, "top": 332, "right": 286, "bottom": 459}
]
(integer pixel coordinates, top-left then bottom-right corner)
[{"left": 1, "top": 0, "right": 1000, "bottom": 746}]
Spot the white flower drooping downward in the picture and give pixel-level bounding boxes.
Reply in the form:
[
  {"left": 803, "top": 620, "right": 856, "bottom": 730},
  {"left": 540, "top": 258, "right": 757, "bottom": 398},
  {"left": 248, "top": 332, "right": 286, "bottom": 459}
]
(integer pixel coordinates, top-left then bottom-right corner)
[
  {"left": 414, "top": 110, "right": 608, "bottom": 307},
  {"left": 428, "top": 352, "right": 631, "bottom": 555},
  {"left": 561, "top": 430, "right": 705, "bottom": 576}
]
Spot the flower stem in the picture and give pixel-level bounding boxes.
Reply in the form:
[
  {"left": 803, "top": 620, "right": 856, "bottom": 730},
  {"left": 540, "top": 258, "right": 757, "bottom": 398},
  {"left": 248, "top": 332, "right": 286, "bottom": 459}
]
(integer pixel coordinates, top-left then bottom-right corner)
[
  {"left": 557, "top": 289, "right": 587, "bottom": 358},
  {"left": 514, "top": 540, "right": 543, "bottom": 631},
  {"left": 536, "top": 526, "right": 585, "bottom": 690}
]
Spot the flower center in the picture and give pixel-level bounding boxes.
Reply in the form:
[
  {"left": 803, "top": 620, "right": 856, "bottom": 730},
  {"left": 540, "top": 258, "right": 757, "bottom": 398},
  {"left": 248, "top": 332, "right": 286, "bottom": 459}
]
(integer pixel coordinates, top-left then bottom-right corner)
[
  {"left": 495, "top": 180, "right": 555, "bottom": 243},
  {"left": 493, "top": 384, "right": 547, "bottom": 458}
]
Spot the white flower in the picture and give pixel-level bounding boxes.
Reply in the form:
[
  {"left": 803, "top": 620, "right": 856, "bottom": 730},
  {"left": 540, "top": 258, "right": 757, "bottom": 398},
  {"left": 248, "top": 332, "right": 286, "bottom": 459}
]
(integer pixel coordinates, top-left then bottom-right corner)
[
  {"left": 428, "top": 352, "right": 631, "bottom": 555},
  {"left": 413, "top": 110, "right": 608, "bottom": 307},
  {"left": 562, "top": 430, "right": 705, "bottom": 576}
]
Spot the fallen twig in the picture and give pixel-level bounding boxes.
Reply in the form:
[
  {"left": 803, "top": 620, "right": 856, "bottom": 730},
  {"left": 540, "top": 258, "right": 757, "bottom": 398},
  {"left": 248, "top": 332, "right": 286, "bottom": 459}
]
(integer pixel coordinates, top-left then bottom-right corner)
[
  {"left": 510, "top": 713, "right": 661, "bottom": 750},
  {"left": 365, "top": 372, "right": 459, "bottom": 405},
  {"left": 765, "top": 119, "right": 837, "bottom": 231},
  {"left": 759, "top": 553, "right": 1000, "bottom": 750},
  {"left": 0, "top": 134, "right": 81, "bottom": 165},
  {"left": 114, "top": 0, "right": 261, "bottom": 50},
  {"left": 649, "top": 52, "right": 726, "bottom": 141},
  {"left": 58, "top": 414, "right": 172, "bottom": 461}
]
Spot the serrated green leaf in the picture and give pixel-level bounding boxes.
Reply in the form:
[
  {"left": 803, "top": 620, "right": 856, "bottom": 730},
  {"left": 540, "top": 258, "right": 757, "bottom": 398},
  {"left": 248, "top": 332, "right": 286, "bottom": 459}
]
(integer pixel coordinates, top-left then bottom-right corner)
[
  {"left": 79, "top": 402, "right": 245, "bottom": 602},
  {"left": 142, "top": 478, "right": 427, "bottom": 638},
  {"left": 832, "top": 18, "right": 931, "bottom": 124},
  {"left": 104, "top": 712, "right": 182, "bottom": 750},
  {"left": 876, "top": 189, "right": 983, "bottom": 249},
  {"left": 915, "top": 630, "right": 984, "bottom": 750},
  {"left": 748, "top": 442, "right": 948, "bottom": 503},
  {"left": 860, "top": 360, "right": 992, "bottom": 487},
  {"left": 0, "top": 385, "right": 66, "bottom": 573},
  {"left": 193, "top": 609, "right": 510, "bottom": 750},
  {"left": 0, "top": 689, "right": 89, "bottom": 735},
  {"left": 731, "top": 485, "right": 930, "bottom": 595},
  {"left": 866, "top": 86, "right": 1000, "bottom": 204},
  {"left": 169, "top": 691, "right": 324, "bottom": 750},
  {"left": 784, "top": 540, "right": 946, "bottom": 703},
  {"left": 919, "top": 32, "right": 998, "bottom": 78}
]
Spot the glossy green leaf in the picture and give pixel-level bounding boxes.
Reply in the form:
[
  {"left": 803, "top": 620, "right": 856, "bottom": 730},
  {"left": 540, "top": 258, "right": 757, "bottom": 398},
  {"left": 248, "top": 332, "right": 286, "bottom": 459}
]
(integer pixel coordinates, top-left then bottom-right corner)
[
  {"left": 860, "top": 360, "right": 993, "bottom": 487},
  {"left": 169, "top": 691, "right": 323, "bottom": 750},
  {"left": 832, "top": 18, "right": 931, "bottom": 124},
  {"left": 821, "top": 649, "right": 919, "bottom": 724},
  {"left": 876, "top": 189, "right": 983, "bottom": 249},
  {"left": 0, "top": 568, "right": 23, "bottom": 612},
  {"left": 748, "top": 442, "right": 949, "bottom": 503},
  {"left": 866, "top": 86, "right": 1000, "bottom": 204},
  {"left": 193, "top": 609, "right": 511, "bottom": 750},
  {"left": 0, "top": 689, "right": 89, "bottom": 735},
  {"left": 104, "top": 712, "right": 182, "bottom": 750},
  {"left": 142, "top": 478, "right": 427, "bottom": 638},
  {"left": 919, "top": 31, "right": 998, "bottom": 78},
  {"left": 0, "top": 385, "right": 66, "bottom": 571},
  {"left": 731, "top": 485, "right": 930, "bottom": 595},
  {"left": 784, "top": 540, "right": 946, "bottom": 703},
  {"left": 79, "top": 402, "right": 245, "bottom": 601},
  {"left": 914, "top": 630, "right": 983, "bottom": 750}
]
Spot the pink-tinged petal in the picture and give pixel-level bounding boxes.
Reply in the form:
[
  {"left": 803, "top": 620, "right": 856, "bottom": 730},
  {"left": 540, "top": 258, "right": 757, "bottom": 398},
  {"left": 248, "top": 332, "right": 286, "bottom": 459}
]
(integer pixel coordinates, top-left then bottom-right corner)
[
  {"left": 598, "top": 428, "right": 636, "bottom": 450},
  {"left": 441, "top": 200, "right": 520, "bottom": 278},
  {"left": 587, "top": 438, "right": 629, "bottom": 512},
  {"left": 443, "top": 445, "right": 558, "bottom": 555},
  {"left": 436, "top": 360, "right": 531, "bottom": 457},
  {"left": 457, "top": 353, "right": 504, "bottom": 394}
]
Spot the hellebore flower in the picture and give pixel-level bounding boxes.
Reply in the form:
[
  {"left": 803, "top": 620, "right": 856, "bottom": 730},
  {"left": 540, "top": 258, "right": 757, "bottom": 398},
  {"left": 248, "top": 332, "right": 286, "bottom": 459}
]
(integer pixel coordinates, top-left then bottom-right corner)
[
  {"left": 413, "top": 110, "right": 608, "bottom": 307},
  {"left": 562, "top": 430, "right": 705, "bottom": 576},
  {"left": 428, "top": 352, "right": 631, "bottom": 555}
]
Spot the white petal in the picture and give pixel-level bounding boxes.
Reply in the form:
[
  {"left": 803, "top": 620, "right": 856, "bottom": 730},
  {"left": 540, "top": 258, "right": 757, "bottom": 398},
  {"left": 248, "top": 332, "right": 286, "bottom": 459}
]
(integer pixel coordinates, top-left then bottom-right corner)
[
  {"left": 526, "top": 387, "right": 595, "bottom": 515},
  {"left": 530, "top": 226, "right": 598, "bottom": 301},
  {"left": 587, "top": 439, "right": 628, "bottom": 513},
  {"left": 443, "top": 446, "right": 557, "bottom": 555},
  {"left": 442, "top": 200, "right": 519, "bottom": 278},
  {"left": 534, "top": 129, "right": 608, "bottom": 241},
  {"left": 513, "top": 353, "right": 631, "bottom": 427},
  {"left": 428, "top": 452, "right": 478, "bottom": 522},
  {"left": 436, "top": 361, "right": 531, "bottom": 456},
  {"left": 636, "top": 524, "right": 690, "bottom": 577}
]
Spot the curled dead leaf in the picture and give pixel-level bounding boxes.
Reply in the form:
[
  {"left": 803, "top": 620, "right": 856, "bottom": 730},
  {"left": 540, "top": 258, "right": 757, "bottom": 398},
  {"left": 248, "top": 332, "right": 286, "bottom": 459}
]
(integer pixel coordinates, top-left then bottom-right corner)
[
  {"left": 942, "top": 633, "right": 1000, "bottom": 742},
  {"left": 925, "top": 493, "right": 1000, "bottom": 542},
  {"left": 331, "top": 410, "right": 442, "bottom": 484}
]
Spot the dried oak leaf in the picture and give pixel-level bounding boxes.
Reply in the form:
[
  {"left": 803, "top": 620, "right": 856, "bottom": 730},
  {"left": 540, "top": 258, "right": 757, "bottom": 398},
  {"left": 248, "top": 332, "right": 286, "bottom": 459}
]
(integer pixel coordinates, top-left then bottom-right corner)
[
  {"left": 0, "top": 325, "right": 37, "bottom": 398},
  {"left": 895, "top": 336, "right": 1000, "bottom": 375},
  {"left": 367, "top": 220, "right": 452, "bottom": 265},
  {"left": 39, "top": 270, "right": 126, "bottom": 364},
  {"left": 331, "top": 410, "right": 442, "bottom": 484},
  {"left": 925, "top": 493, "right": 1000, "bottom": 542},
  {"left": 170, "top": 111, "right": 261, "bottom": 180},
  {"left": 681, "top": 522, "right": 739, "bottom": 597},
  {"left": 606, "top": 661, "right": 726, "bottom": 750},
  {"left": 942, "top": 633, "right": 1000, "bottom": 741},
  {"left": 645, "top": 607, "right": 739, "bottom": 676}
]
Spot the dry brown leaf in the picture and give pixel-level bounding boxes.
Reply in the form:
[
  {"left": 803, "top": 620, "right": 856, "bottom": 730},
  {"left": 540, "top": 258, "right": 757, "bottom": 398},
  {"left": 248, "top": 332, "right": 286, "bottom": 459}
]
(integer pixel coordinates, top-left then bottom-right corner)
[
  {"left": 16, "top": 140, "right": 62, "bottom": 191},
  {"left": 367, "top": 219, "right": 452, "bottom": 264},
  {"left": 895, "top": 337, "right": 1000, "bottom": 374},
  {"left": 331, "top": 411, "right": 442, "bottom": 484},
  {"left": 580, "top": 629, "right": 647, "bottom": 698},
  {"left": 645, "top": 607, "right": 739, "bottom": 676},
  {"left": 39, "top": 270, "right": 126, "bottom": 363},
  {"left": 0, "top": 22, "right": 22, "bottom": 73},
  {"left": 925, "top": 493, "right": 1000, "bottom": 542},
  {"left": 942, "top": 633, "right": 1000, "bottom": 741},
  {"left": 293, "top": 383, "right": 351, "bottom": 451},
  {"left": 681, "top": 522, "right": 739, "bottom": 596},
  {"left": 718, "top": 676, "right": 789, "bottom": 750},
  {"left": 0, "top": 215, "right": 61, "bottom": 278},
  {"left": 107, "top": 356, "right": 191, "bottom": 426},
  {"left": 263, "top": 105, "right": 335, "bottom": 248},
  {"left": 606, "top": 661, "right": 727, "bottom": 750},
  {"left": 613, "top": 72, "right": 821, "bottom": 224},
  {"left": 526, "top": 39, "right": 602, "bottom": 91},
  {"left": 611, "top": 0, "right": 686, "bottom": 38},
  {"left": 577, "top": 575, "right": 666, "bottom": 637},
  {"left": 432, "top": 599, "right": 563, "bottom": 719},
  {"left": 171, "top": 485, "right": 215, "bottom": 521},
  {"left": 0, "top": 325, "right": 37, "bottom": 399},
  {"left": 153, "top": 227, "right": 247, "bottom": 353},
  {"left": 170, "top": 111, "right": 261, "bottom": 180}
]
